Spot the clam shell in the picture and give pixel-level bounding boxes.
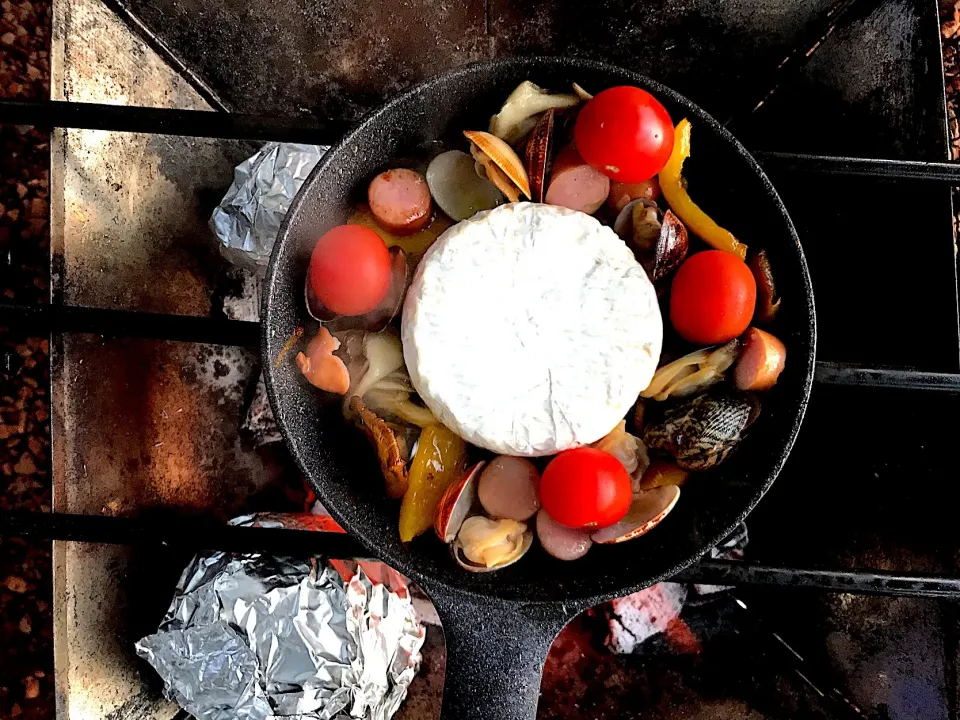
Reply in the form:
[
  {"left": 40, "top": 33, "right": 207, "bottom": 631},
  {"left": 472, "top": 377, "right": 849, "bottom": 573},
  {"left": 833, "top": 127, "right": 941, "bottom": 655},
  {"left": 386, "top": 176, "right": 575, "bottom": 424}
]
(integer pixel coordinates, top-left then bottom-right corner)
[
  {"left": 637, "top": 460, "right": 690, "bottom": 491},
  {"left": 434, "top": 461, "right": 485, "bottom": 544},
  {"left": 464, "top": 130, "right": 531, "bottom": 201},
  {"left": 652, "top": 211, "right": 689, "bottom": 282},
  {"left": 643, "top": 391, "right": 752, "bottom": 471},
  {"left": 426, "top": 150, "right": 504, "bottom": 221},
  {"left": 590, "top": 485, "right": 680, "bottom": 544},
  {"left": 749, "top": 249, "right": 781, "bottom": 323},
  {"left": 524, "top": 109, "right": 555, "bottom": 203},
  {"left": 614, "top": 200, "right": 689, "bottom": 283},
  {"left": 305, "top": 281, "right": 337, "bottom": 322},
  {"left": 614, "top": 197, "right": 659, "bottom": 243},
  {"left": 452, "top": 526, "right": 533, "bottom": 572}
]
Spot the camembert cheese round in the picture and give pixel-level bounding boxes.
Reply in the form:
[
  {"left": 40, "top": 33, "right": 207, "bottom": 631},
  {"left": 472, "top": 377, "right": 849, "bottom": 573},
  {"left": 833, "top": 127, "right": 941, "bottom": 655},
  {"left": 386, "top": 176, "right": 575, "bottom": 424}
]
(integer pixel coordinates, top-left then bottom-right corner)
[{"left": 401, "top": 203, "right": 662, "bottom": 456}]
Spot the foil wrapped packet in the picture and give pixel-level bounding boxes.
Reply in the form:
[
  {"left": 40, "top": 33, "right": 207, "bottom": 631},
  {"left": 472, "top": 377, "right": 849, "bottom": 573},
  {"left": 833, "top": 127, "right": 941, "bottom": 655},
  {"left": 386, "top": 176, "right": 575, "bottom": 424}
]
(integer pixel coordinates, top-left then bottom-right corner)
[
  {"left": 136, "top": 516, "right": 424, "bottom": 720},
  {"left": 210, "top": 143, "right": 328, "bottom": 272}
]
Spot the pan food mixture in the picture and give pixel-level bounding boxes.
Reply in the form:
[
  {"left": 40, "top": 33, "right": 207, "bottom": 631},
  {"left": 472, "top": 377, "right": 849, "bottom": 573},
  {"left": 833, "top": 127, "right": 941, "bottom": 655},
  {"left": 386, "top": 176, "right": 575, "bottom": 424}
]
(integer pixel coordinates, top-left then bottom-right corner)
[{"left": 295, "top": 81, "right": 787, "bottom": 572}]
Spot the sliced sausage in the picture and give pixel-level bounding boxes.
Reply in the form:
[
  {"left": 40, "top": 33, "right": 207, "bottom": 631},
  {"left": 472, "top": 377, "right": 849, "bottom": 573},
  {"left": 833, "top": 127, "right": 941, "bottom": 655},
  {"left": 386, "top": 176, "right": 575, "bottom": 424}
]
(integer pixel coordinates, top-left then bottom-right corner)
[
  {"left": 544, "top": 144, "right": 610, "bottom": 215},
  {"left": 606, "top": 178, "right": 661, "bottom": 212},
  {"left": 367, "top": 168, "right": 432, "bottom": 235},
  {"left": 478, "top": 456, "right": 541, "bottom": 521},
  {"left": 536, "top": 509, "right": 592, "bottom": 561},
  {"left": 734, "top": 327, "right": 786, "bottom": 391}
]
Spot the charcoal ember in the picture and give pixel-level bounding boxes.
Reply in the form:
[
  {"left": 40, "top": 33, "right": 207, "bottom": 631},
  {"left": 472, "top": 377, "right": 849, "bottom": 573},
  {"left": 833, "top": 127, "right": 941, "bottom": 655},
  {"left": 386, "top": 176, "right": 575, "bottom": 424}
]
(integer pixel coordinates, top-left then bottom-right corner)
[{"left": 602, "top": 523, "right": 748, "bottom": 654}]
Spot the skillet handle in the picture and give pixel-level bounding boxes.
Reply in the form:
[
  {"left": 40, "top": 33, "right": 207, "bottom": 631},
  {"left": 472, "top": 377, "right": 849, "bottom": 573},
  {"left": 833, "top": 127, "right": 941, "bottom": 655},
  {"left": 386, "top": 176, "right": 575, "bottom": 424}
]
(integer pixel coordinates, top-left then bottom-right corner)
[{"left": 424, "top": 585, "right": 583, "bottom": 720}]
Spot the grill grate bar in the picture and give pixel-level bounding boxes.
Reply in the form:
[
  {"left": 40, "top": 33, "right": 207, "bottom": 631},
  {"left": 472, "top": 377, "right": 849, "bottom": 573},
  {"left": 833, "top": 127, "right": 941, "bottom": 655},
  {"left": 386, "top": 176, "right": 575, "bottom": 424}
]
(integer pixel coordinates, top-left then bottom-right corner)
[
  {"left": 5, "top": 509, "right": 960, "bottom": 599},
  {"left": 754, "top": 151, "right": 960, "bottom": 183},
  {"left": 0, "top": 98, "right": 347, "bottom": 143},
  {"left": 814, "top": 362, "right": 960, "bottom": 392},
  {"left": 671, "top": 560, "right": 960, "bottom": 599},
  {"left": 0, "top": 302, "right": 260, "bottom": 347},
  {"left": 3, "top": 99, "right": 960, "bottom": 184},
  {"left": 4, "top": 302, "right": 960, "bottom": 389},
  {"left": 0, "top": 509, "right": 366, "bottom": 557}
]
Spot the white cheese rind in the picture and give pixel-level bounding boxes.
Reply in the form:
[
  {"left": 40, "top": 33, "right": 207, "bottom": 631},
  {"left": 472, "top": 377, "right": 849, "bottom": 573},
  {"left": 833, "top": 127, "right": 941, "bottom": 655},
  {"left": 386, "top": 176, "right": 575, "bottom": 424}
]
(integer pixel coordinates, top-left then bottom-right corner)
[{"left": 401, "top": 202, "right": 662, "bottom": 456}]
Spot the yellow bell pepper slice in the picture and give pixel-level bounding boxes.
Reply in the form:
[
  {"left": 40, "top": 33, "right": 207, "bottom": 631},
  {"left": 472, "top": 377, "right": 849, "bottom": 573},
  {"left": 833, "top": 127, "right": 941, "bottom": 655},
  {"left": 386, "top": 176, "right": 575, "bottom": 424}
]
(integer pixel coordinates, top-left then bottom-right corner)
[
  {"left": 658, "top": 119, "right": 747, "bottom": 260},
  {"left": 348, "top": 205, "right": 452, "bottom": 261},
  {"left": 398, "top": 424, "right": 468, "bottom": 542}
]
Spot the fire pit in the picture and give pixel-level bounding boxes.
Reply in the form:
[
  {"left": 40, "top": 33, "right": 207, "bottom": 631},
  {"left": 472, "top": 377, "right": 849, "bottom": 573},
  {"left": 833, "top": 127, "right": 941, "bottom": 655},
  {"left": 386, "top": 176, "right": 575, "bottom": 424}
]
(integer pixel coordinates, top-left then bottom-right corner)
[{"left": 3, "top": 0, "right": 960, "bottom": 718}]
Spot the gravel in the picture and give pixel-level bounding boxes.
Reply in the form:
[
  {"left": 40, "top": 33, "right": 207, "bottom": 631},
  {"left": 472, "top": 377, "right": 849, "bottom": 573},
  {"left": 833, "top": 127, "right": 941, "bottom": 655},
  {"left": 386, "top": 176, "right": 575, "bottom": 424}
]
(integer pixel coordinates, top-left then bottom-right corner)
[{"left": 0, "top": 0, "right": 53, "bottom": 718}]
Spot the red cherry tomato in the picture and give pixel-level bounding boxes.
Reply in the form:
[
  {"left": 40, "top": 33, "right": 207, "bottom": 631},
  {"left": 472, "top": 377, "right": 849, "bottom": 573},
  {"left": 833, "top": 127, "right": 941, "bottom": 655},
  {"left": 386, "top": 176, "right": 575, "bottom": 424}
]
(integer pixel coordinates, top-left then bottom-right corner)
[
  {"left": 309, "top": 225, "right": 391, "bottom": 316},
  {"left": 540, "top": 447, "right": 632, "bottom": 530},
  {"left": 574, "top": 86, "right": 674, "bottom": 183},
  {"left": 669, "top": 250, "right": 757, "bottom": 344}
]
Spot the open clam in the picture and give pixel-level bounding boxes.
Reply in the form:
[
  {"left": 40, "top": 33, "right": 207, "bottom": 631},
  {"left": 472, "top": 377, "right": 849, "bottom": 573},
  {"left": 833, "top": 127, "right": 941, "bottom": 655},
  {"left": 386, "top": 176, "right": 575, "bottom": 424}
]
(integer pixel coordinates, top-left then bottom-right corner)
[
  {"left": 453, "top": 516, "right": 533, "bottom": 572},
  {"left": 615, "top": 199, "right": 689, "bottom": 283},
  {"left": 305, "top": 282, "right": 336, "bottom": 322},
  {"left": 590, "top": 485, "right": 680, "bottom": 544},
  {"left": 637, "top": 460, "right": 690, "bottom": 491},
  {"left": 434, "top": 461, "right": 485, "bottom": 544},
  {"left": 464, "top": 130, "right": 531, "bottom": 203},
  {"left": 524, "top": 108, "right": 555, "bottom": 203},
  {"left": 425, "top": 150, "right": 504, "bottom": 221},
  {"left": 305, "top": 247, "right": 408, "bottom": 333},
  {"left": 641, "top": 339, "right": 741, "bottom": 401}
]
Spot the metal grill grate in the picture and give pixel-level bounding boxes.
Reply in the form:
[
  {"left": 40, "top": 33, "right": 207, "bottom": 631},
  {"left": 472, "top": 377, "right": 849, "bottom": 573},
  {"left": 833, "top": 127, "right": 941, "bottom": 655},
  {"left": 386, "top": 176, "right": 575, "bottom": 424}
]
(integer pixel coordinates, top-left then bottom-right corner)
[{"left": 1, "top": 96, "right": 960, "bottom": 599}]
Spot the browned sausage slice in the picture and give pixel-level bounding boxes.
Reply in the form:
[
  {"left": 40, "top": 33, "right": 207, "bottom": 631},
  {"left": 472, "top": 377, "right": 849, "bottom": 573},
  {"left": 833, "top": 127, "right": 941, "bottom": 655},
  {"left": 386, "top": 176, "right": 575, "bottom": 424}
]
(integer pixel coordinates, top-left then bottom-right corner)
[
  {"left": 367, "top": 168, "right": 432, "bottom": 235},
  {"left": 544, "top": 144, "right": 610, "bottom": 215},
  {"left": 734, "top": 327, "right": 786, "bottom": 391}
]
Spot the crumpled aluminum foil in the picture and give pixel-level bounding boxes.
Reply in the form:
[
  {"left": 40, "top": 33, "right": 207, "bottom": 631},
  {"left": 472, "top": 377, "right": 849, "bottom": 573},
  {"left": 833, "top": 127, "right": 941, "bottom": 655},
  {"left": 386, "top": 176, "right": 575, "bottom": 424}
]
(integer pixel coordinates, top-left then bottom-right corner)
[
  {"left": 210, "top": 143, "right": 328, "bottom": 272},
  {"left": 135, "top": 517, "right": 424, "bottom": 720}
]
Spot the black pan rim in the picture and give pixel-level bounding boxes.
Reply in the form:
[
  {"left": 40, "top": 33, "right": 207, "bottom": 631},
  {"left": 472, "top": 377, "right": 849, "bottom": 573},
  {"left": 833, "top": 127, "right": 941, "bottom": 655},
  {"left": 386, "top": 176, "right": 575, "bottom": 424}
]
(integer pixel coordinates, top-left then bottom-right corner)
[{"left": 262, "top": 55, "right": 817, "bottom": 607}]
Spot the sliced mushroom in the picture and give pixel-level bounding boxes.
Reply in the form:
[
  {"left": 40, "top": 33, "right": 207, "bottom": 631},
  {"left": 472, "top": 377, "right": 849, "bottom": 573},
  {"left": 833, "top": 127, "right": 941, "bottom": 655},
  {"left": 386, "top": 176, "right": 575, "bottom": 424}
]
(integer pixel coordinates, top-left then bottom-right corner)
[
  {"left": 349, "top": 396, "right": 409, "bottom": 498},
  {"left": 572, "top": 82, "right": 593, "bottom": 101},
  {"left": 488, "top": 81, "right": 580, "bottom": 145}
]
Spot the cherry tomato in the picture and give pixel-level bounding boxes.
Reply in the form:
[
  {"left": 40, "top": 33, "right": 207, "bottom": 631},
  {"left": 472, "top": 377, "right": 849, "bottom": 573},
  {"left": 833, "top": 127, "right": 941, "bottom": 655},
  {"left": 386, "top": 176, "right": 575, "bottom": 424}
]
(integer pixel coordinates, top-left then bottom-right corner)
[
  {"left": 540, "top": 447, "right": 632, "bottom": 529},
  {"left": 309, "top": 224, "right": 391, "bottom": 316},
  {"left": 574, "top": 86, "right": 674, "bottom": 183},
  {"left": 669, "top": 250, "right": 757, "bottom": 344}
]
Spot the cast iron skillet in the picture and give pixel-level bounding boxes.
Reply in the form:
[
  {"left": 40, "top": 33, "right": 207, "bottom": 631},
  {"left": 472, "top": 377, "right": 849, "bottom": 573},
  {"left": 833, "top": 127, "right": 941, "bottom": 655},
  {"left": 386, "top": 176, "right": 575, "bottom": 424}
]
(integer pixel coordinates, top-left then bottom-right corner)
[{"left": 263, "top": 56, "right": 816, "bottom": 720}]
